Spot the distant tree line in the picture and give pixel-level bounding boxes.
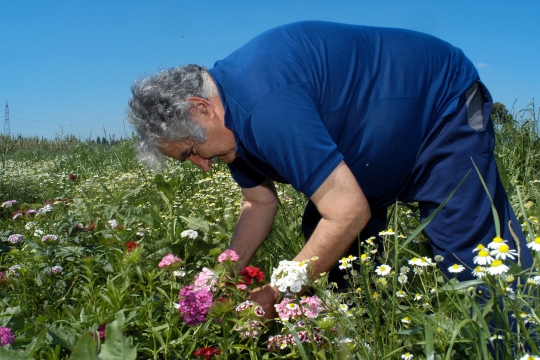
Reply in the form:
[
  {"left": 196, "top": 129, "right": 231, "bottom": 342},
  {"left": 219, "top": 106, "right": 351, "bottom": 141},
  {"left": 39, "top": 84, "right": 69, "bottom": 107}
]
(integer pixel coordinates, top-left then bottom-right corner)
[{"left": 95, "top": 136, "right": 119, "bottom": 145}]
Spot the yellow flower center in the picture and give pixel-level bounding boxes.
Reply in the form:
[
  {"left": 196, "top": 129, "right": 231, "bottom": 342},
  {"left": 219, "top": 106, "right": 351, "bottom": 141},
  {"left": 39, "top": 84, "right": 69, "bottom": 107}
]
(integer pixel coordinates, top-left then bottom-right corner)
[
  {"left": 491, "top": 260, "right": 503, "bottom": 267},
  {"left": 475, "top": 244, "right": 485, "bottom": 250},
  {"left": 499, "top": 244, "right": 510, "bottom": 253},
  {"left": 451, "top": 264, "right": 461, "bottom": 269},
  {"left": 478, "top": 249, "right": 490, "bottom": 257},
  {"left": 493, "top": 236, "right": 503, "bottom": 243},
  {"left": 361, "top": 254, "right": 368, "bottom": 259},
  {"left": 535, "top": 237, "right": 540, "bottom": 244}
]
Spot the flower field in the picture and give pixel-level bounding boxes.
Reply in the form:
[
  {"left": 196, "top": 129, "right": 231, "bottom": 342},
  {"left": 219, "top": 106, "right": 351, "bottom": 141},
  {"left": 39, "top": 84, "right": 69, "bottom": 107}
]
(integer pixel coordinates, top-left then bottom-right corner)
[{"left": 1, "top": 106, "right": 540, "bottom": 360}]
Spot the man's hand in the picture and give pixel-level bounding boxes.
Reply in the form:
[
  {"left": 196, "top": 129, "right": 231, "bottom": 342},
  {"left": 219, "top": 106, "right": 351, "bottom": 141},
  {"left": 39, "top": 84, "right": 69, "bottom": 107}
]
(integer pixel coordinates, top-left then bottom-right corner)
[{"left": 249, "top": 284, "right": 280, "bottom": 319}]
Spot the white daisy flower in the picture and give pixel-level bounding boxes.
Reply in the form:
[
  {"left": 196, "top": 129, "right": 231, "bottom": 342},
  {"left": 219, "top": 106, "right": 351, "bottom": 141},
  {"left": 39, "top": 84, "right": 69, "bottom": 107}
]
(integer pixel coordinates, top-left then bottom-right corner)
[
  {"left": 486, "top": 260, "right": 509, "bottom": 275},
  {"left": 527, "top": 237, "right": 540, "bottom": 251},
  {"left": 375, "top": 264, "right": 391, "bottom": 276},
  {"left": 448, "top": 264, "right": 465, "bottom": 273}
]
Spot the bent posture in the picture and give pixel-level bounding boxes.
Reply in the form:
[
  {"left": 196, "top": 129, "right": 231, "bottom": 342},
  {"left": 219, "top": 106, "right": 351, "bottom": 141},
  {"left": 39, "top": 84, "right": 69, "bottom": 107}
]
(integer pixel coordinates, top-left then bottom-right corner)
[{"left": 128, "top": 21, "right": 532, "bottom": 317}]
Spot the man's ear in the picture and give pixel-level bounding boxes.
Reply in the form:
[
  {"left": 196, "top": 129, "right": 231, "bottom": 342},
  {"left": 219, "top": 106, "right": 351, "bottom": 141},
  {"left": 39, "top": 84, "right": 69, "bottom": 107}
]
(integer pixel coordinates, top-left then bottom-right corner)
[{"left": 187, "top": 97, "right": 210, "bottom": 115}]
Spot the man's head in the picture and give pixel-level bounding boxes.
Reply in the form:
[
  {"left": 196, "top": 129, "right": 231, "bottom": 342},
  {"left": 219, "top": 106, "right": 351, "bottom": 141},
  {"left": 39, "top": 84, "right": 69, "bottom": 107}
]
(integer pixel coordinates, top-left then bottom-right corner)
[{"left": 128, "top": 64, "right": 234, "bottom": 171}]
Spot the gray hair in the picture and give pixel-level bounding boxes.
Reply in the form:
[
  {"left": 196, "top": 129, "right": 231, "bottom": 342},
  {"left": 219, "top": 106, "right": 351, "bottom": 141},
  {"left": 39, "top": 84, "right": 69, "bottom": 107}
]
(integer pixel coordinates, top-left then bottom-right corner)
[{"left": 127, "top": 64, "right": 218, "bottom": 170}]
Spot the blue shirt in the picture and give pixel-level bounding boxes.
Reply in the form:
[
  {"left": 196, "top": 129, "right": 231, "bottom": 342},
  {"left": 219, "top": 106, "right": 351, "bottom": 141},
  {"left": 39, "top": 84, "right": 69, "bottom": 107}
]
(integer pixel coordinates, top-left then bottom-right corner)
[{"left": 208, "top": 21, "right": 479, "bottom": 206}]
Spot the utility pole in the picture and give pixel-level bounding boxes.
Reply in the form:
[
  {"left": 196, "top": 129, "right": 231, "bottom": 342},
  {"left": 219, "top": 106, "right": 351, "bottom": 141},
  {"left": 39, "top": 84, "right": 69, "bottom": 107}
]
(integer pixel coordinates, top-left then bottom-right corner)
[{"left": 4, "top": 101, "right": 9, "bottom": 136}]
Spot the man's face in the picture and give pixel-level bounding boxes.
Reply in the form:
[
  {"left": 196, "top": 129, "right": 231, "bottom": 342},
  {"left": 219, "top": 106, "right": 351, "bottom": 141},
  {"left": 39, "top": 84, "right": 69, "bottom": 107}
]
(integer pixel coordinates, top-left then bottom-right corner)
[{"left": 159, "top": 110, "right": 238, "bottom": 171}]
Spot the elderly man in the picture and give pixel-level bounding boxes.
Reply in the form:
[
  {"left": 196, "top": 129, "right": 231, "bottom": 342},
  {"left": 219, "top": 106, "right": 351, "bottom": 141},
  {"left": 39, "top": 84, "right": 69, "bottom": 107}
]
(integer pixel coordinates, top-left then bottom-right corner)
[{"left": 128, "top": 21, "right": 532, "bottom": 316}]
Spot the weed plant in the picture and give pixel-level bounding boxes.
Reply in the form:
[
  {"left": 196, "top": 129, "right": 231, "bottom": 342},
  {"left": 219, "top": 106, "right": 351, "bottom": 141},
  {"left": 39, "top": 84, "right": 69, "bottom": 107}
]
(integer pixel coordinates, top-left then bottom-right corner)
[{"left": 0, "top": 104, "right": 539, "bottom": 359}]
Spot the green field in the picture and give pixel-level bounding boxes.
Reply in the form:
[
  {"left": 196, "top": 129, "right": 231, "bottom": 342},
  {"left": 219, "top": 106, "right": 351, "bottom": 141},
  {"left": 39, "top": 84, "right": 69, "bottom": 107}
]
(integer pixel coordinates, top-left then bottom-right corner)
[{"left": 1, "top": 103, "right": 540, "bottom": 359}]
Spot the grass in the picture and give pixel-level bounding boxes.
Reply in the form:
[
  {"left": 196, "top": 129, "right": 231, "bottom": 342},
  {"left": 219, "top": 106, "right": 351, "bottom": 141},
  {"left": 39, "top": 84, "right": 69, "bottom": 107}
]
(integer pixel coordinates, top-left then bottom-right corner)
[{"left": 0, "top": 103, "right": 539, "bottom": 359}]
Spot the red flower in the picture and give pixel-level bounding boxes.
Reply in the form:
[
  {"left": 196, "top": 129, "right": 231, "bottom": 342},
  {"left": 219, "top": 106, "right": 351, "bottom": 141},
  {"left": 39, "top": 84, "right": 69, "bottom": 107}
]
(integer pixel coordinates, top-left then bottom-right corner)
[
  {"left": 193, "top": 347, "right": 221, "bottom": 359},
  {"left": 97, "top": 324, "right": 107, "bottom": 341},
  {"left": 239, "top": 266, "right": 264, "bottom": 285},
  {"left": 69, "top": 174, "right": 77, "bottom": 181},
  {"left": 124, "top": 241, "right": 140, "bottom": 252}
]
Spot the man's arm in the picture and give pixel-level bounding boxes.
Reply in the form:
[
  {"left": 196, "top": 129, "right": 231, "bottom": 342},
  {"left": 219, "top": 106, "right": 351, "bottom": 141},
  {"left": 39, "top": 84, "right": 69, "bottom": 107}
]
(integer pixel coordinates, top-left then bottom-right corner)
[
  {"left": 228, "top": 178, "right": 279, "bottom": 271},
  {"left": 249, "top": 161, "right": 370, "bottom": 317}
]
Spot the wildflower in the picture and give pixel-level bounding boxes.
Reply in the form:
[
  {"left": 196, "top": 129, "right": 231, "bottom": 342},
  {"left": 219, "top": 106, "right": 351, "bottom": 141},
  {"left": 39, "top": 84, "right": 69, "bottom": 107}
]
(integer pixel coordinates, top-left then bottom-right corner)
[
  {"left": 236, "top": 283, "right": 247, "bottom": 291},
  {"left": 12, "top": 212, "right": 23, "bottom": 220},
  {"left": 360, "top": 254, "right": 371, "bottom": 262},
  {"left": 181, "top": 229, "right": 198, "bottom": 239},
  {"left": 413, "top": 267, "right": 423, "bottom": 275},
  {"left": 398, "top": 274, "right": 408, "bottom": 284},
  {"left": 0, "top": 327, "right": 15, "bottom": 347},
  {"left": 365, "top": 236, "right": 376, "bottom": 246},
  {"left": 379, "top": 228, "right": 395, "bottom": 236},
  {"left": 486, "top": 260, "right": 509, "bottom": 275},
  {"left": 527, "top": 237, "right": 540, "bottom": 251},
  {"left": 7, "top": 234, "right": 23, "bottom": 244},
  {"left": 473, "top": 249, "right": 494, "bottom": 265},
  {"left": 473, "top": 244, "right": 486, "bottom": 252},
  {"left": 271, "top": 260, "right": 309, "bottom": 293},
  {"left": 41, "top": 234, "right": 57, "bottom": 242},
  {"left": 69, "top": 174, "right": 77, "bottom": 181},
  {"left": 491, "top": 244, "right": 518, "bottom": 260},
  {"left": 350, "top": 269, "right": 358, "bottom": 276},
  {"left": 2, "top": 200, "right": 17, "bottom": 207},
  {"left": 173, "top": 270, "right": 186, "bottom": 278},
  {"left": 434, "top": 255, "right": 444, "bottom": 262},
  {"left": 51, "top": 266, "right": 63, "bottom": 274},
  {"left": 274, "top": 296, "right": 324, "bottom": 321},
  {"left": 487, "top": 236, "right": 506, "bottom": 250},
  {"left": 240, "top": 266, "right": 264, "bottom": 285},
  {"left": 519, "top": 355, "right": 540, "bottom": 360},
  {"left": 96, "top": 324, "right": 106, "bottom": 341},
  {"left": 8, "top": 265, "right": 21, "bottom": 277},
  {"left": 107, "top": 219, "right": 118, "bottom": 229},
  {"left": 417, "top": 257, "right": 433, "bottom": 267},
  {"left": 339, "top": 257, "right": 353, "bottom": 269},
  {"left": 37, "top": 204, "right": 53, "bottom": 215},
  {"left": 236, "top": 300, "right": 265, "bottom": 317},
  {"left": 448, "top": 264, "right": 465, "bottom": 273},
  {"left": 401, "top": 317, "right": 411, "bottom": 324},
  {"left": 158, "top": 254, "right": 182, "bottom": 269},
  {"left": 375, "top": 264, "right": 391, "bottom": 276},
  {"left": 396, "top": 290, "right": 407, "bottom": 298},
  {"left": 408, "top": 257, "right": 419, "bottom": 266},
  {"left": 217, "top": 249, "right": 239, "bottom": 263},
  {"left": 26, "top": 209, "right": 37, "bottom": 216},
  {"left": 414, "top": 294, "right": 422, "bottom": 301},
  {"left": 472, "top": 266, "right": 487, "bottom": 278},
  {"left": 401, "top": 353, "right": 414, "bottom": 360},
  {"left": 193, "top": 346, "right": 221, "bottom": 359},
  {"left": 400, "top": 266, "right": 410, "bottom": 274},
  {"left": 124, "top": 241, "right": 140, "bottom": 252},
  {"left": 178, "top": 285, "right": 213, "bottom": 326},
  {"left": 339, "top": 303, "right": 349, "bottom": 312},
  {"left": 193, "top": 268, "right": 217, "bottom": 291}
]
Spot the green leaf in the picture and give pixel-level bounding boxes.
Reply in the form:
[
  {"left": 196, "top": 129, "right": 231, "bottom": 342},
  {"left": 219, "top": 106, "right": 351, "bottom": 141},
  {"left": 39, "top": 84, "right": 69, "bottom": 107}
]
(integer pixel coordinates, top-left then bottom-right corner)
[
  {"left": 70, "top": 333, "right": 99, "bottom": 360},
  {"left": 24, "top": 326, "right": 49, "bottom": 357},
  {"left": 439, "top": 278, "right": 484, "bottom": 292},
  {"left": 0, "top": 347, "right": 32, "bottom": 360},
  {"left": 179, "top": 216, "right": 209, "bottom": 233},
  {"left": 97, "top": 312, "right": 137, "bottom": 360}
]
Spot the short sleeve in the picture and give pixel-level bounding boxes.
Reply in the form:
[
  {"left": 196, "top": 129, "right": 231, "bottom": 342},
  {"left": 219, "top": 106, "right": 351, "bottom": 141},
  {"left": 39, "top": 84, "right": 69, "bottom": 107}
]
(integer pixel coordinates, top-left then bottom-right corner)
[
  {"left": 242, "top": 84, "right": 344, "bottom": 197},
  {"left": 227, "top": 158, "right": 266, "bottom": 189}
]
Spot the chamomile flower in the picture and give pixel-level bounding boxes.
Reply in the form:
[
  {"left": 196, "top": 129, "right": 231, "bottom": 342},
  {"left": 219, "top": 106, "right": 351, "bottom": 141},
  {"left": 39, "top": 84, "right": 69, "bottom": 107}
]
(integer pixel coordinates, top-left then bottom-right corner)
[
  {"left": 486, "top": 260, "right": 509, "bottom": 275},
  {"left": 339, "top": 257, "right": 352, "bottom": 269},
  {"left": 473, "top": 249, "right": 494, "bottom": 265},
  {"left": 473, "top": 244, "right": 486, "bottom": 253},
  {"left": 400, "top": 266, "right": 410, "bottom": 274},
  {"left": 472, "top": 266, "right": 487, "bottom": 278},
  {"left": 360, "top": 253, "right": 371, "bottom": 262},
  {"left": 519, "top": 354, "right": 540, "bottom": 360},
  {"left": 448, "top": 264, "right": 465, "bottom": 273},
  {"left": 527, "top": 237, "right": 540, "bottom": 251},
  {"left": 488, "top": 236, "right": 506, "bottom": 250},
  {"left": 491, "top": 244, "right": 518, "bottom": 260},
  {"left": 434, "top": 255, "right": 444, "bottom": 262},
  {"left": 398, "top": 274, "right": 408, "bottom": 284},
  {"left": 489, "top": 334, "right": 504, "bottom": 341},
  {"left": 375, "top": 264, "right": 391, "bottom": 276},
  {"left": 396, "top": 290, "right": 407, "bottom": 298},
  {"left": 417, "top": 257, "right": 433, "bottom": 267},
  {"left": 414, "top": 294, "right": 423, "bottom": 301},
  {"left": 379, "top": 229, "right": 395, "bottom": 236},
  {"left": 401, "top": 317, "right": 411, "bottom": 324},
  {"left": 401, "top": 353, "right": 414, "bottom": 360}
]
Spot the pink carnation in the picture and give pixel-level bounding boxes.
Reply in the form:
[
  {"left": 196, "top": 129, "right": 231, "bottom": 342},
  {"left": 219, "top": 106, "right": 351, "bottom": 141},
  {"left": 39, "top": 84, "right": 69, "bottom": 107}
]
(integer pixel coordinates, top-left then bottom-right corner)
[
  {"left": 158, "top": 254, "right": 182, "bottom": 268},
  {"left": 0, "top": 327, "right": 15, "bottom": 347},
  {"left": 217, "top": 249, "right": 239, "bottom": 263},
  {"left": 193, "top": 267, "right": 217, "bottom": 291},
  {"left": 178, "top": 285, "right": 213, "bottom": 326},
  {"left": 274, "top": 296, "right": 324, "bottom": 321}
]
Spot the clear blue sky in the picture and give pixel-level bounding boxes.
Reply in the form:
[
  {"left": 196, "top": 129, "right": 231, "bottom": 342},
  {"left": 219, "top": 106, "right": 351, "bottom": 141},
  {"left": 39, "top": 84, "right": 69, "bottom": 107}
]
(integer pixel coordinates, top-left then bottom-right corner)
[{"left": 1, "top": 0, "right": 539, "bottom": 140}]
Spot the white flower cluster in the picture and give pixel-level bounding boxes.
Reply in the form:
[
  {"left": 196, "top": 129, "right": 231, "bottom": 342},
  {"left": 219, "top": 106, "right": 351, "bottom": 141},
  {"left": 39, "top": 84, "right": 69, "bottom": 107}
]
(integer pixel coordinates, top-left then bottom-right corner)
[
  {"left": 271, "top": 259, "right": 310, "bottom": 294},
  {"left": 181, "top": 229, "right": 198, "bottom": 239}
]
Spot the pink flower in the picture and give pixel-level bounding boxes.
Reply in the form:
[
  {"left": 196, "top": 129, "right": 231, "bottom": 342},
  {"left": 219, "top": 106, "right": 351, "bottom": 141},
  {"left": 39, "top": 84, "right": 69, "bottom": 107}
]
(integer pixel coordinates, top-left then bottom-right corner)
[
  {"left": 178, "top": 285, "right": 213, "bottom": 326},
  {"left": 236, "top": 283, "right": 247, "bottom": 291},
  {"left": 193, "top": 268, "right": 217, "bottom": 291},
  {"left": 0, "top": 327, "right": 15, "bottom": 347},
  {"left": 274, "top": 296, "right": 325, "bottom": 321},
  {"left": 158, "top": 254, "right": 182, "bottom": 268},
  {"left": 217, "top": 249, "right": 239, "bottom": 263}
]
